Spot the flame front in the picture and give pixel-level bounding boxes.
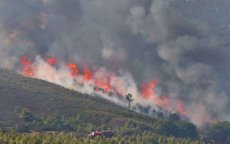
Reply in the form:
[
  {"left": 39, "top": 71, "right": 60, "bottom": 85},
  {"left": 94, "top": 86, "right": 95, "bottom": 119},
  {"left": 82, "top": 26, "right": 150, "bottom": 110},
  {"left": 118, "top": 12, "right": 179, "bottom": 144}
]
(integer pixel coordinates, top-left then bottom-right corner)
[
  {"left": 20, "top": 56, "right": 34, "bottom": 77},
  {"left": 67, "top": 63, "right": 78, "bottom": 77},
  {"left": 83, "top": 66, "right": 93, "bottom": 81},
  {"left": 19, "top": 56, "right": 187, "bottom": 117}
]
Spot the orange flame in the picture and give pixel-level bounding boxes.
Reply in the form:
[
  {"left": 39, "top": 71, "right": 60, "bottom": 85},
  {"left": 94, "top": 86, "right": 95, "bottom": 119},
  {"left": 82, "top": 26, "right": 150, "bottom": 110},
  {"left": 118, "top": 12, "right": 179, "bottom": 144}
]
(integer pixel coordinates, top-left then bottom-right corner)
[
  {"left": 141, "top": 81, "right": 173, "bottom": 112},
  {"left": 66, "top": 63, "right": 78, "bottom": 77},
  {"left": 46, "top": 58, "right": 57, "bottom": 65},
  {"left": 19, "top": 55, "right": 187, "bottom": 117},
  {"left": 19, "top": 56, "right": 34, "bottom": 77},
  {"left": 95, "top": 77, "right": 112, "bottom": 92},
  {"left": 83, "top": 66, "right": 93, "bottom": 80},
  {"left": 141, "top": 80, "right": 158, "bottom": 99}
]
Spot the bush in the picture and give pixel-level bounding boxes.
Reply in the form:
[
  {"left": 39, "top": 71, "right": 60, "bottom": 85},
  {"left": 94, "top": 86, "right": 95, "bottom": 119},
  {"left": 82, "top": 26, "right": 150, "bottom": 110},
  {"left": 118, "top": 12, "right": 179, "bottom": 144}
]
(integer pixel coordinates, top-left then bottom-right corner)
[
  {"left": 205, "top": 121, "right": 230, "bottom": 144},
  {"left": 153, "top": 120, "right": 198, "bottom": 139}
]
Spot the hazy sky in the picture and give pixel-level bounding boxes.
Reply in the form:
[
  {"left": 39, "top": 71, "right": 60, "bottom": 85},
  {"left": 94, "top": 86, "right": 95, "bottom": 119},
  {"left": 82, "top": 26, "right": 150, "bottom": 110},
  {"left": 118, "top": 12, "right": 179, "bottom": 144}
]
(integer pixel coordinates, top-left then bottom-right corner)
[{"left": 0, "top": 0, "right": 229, "bottom": 126}]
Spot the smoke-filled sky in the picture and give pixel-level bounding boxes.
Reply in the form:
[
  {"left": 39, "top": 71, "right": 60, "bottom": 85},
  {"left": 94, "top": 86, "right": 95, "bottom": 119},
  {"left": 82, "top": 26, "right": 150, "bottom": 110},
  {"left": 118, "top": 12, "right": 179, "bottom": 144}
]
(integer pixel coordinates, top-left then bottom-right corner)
[{"left": 0, "top": 0, "right": 229, "bottom": 127}]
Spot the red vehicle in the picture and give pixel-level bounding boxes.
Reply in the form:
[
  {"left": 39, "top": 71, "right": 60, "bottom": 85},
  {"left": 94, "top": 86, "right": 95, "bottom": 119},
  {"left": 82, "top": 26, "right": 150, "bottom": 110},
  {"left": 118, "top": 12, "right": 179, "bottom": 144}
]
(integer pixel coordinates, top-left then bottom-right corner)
[{"left": 88, "top": 130, "right": 114, "bottom": 138}]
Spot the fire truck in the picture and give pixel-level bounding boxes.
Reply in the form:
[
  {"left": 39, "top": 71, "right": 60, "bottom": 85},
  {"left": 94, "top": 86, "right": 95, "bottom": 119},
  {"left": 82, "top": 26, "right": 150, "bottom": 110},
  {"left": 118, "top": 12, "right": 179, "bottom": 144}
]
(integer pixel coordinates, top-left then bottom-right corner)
[{"left": 88, "top": 130, "right": 114, "bottom": 138}]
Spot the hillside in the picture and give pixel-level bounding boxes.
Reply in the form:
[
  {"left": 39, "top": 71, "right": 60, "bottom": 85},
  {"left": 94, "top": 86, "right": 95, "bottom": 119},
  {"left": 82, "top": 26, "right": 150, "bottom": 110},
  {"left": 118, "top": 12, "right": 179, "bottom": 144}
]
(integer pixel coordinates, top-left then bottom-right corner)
[
  {"left": 0, "top": 69, "right": 155, "bottom": 133},
  {"left": 1, "top": 69, "right": 230, "bottom": 144}
]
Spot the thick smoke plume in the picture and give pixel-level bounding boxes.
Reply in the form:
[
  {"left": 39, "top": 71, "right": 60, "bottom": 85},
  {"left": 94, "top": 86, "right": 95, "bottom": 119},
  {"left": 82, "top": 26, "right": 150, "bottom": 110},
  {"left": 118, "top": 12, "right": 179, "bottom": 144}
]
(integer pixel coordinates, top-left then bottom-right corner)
[{"left": 0, "top": 0, "right": 229, "bottom": 127}]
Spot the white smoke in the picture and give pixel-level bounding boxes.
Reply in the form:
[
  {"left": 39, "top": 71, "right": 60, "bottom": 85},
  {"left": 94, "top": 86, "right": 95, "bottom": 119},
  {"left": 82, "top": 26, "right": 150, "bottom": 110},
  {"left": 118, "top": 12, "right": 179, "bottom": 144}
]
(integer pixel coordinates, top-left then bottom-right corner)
[{"left": 0, "top": 0, "right": 229, "bottom": 127}]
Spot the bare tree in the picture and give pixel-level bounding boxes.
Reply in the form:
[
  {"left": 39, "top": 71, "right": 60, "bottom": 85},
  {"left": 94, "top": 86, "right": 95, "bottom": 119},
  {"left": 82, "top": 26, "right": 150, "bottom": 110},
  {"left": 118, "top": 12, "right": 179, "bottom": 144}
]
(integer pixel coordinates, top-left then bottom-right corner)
[{"left": 125, "top": 93, "right": 133, "bottom": 109}]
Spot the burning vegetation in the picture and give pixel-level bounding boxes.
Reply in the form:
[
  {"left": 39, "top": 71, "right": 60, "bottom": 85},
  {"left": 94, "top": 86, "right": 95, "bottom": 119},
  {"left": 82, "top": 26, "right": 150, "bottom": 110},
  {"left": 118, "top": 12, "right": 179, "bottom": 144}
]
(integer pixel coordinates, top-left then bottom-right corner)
[{"left": 19, "top": 56, "right": 187, "bottom": 118}]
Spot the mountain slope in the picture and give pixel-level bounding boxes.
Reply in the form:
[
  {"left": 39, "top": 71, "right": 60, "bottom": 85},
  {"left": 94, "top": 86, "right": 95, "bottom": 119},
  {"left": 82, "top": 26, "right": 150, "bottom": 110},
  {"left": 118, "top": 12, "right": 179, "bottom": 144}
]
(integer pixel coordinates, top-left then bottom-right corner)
[{"left": 0, "top": 69, "right": 154, "bottom": 133}]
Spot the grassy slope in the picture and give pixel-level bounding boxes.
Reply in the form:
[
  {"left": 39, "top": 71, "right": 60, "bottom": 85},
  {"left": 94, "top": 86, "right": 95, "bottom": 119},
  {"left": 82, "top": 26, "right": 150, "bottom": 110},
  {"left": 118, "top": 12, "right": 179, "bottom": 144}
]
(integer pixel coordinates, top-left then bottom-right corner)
[{"left": 0, "top": 69, "right": 154, "bottom": 131}]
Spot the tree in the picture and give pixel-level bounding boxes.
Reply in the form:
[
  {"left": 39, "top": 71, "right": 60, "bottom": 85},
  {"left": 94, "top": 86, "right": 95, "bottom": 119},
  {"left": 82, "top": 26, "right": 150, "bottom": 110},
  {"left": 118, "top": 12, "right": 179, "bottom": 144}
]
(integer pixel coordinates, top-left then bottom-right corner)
[
  {"left": 154, "top": 120, "right": 176, "bottom": 137},
  {"left": 125, "top": 94, "right": 133, "bottom": 109},
  {"left": 169, "top": 113, "right": 180, "bottom": 122},
  {"left": 154, "top": 120, "right": 198, "bottom": 139},
  {"left": 17, "top": 108, "right": 36, "bottom": 122},
  {"left": 205, "top": 121, "right": 230, "bottom": 144},
  {"left": 174, "top": 121, "right": 199, "bottom": 139}
]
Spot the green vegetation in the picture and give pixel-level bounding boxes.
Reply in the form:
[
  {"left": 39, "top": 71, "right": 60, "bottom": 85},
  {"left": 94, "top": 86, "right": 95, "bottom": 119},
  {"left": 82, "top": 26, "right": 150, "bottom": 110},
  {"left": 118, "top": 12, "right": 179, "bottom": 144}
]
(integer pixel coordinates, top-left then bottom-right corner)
[
  {"left": 204, "top": 121, "right": 230, "bottom": 144},
  {"left": 0, "top": 69, "right": 154, "bottom": 134},
  {"left": 0, "top": 131, "right": 203, "bottom": 144},
  {"left": 153, "top": 119, "right": 198, "bottom": 139}
]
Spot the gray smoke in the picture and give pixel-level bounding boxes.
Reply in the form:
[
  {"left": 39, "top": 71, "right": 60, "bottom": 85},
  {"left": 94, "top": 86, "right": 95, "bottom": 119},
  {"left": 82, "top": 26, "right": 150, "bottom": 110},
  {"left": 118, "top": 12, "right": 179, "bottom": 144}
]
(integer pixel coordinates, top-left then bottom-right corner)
[{"left": 0, "top": 0, "right": 229, "bottom": 127}]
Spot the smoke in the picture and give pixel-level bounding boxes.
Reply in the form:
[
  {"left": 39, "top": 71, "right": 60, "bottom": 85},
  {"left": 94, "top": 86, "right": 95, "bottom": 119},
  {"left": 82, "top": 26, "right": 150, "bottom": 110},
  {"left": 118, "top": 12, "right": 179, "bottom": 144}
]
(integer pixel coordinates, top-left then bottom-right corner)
[{"left": 0, "top": 0, "right": 229, "bottom": 127}]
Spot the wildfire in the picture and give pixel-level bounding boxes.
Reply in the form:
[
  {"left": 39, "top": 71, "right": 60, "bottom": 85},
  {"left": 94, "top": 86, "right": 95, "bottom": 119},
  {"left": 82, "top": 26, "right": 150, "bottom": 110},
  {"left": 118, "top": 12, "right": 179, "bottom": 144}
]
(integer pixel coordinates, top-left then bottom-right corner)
[
  {"left": 141, "top": 81, "right": 171, "bottom": 110},
  {"left": 19, "top": 56, "right": 187, "bottom": 116},
  {"left": 20, "top": 56, "right": 34, "bottom": 77},
  {"left": 141, "top": 80, "right": 158, "bottom": 99},
  {"left": 67, "top": 63, "right": 78, "bottom": 77},
  {"left": 46, "top": 58, "right": 57, "bottom": 65},
  {"left": 140, "top": 80, "right": 187, "bottom": 115},
  {"left": 83, "top": 66, "right": 93, "bottom": 81}
]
